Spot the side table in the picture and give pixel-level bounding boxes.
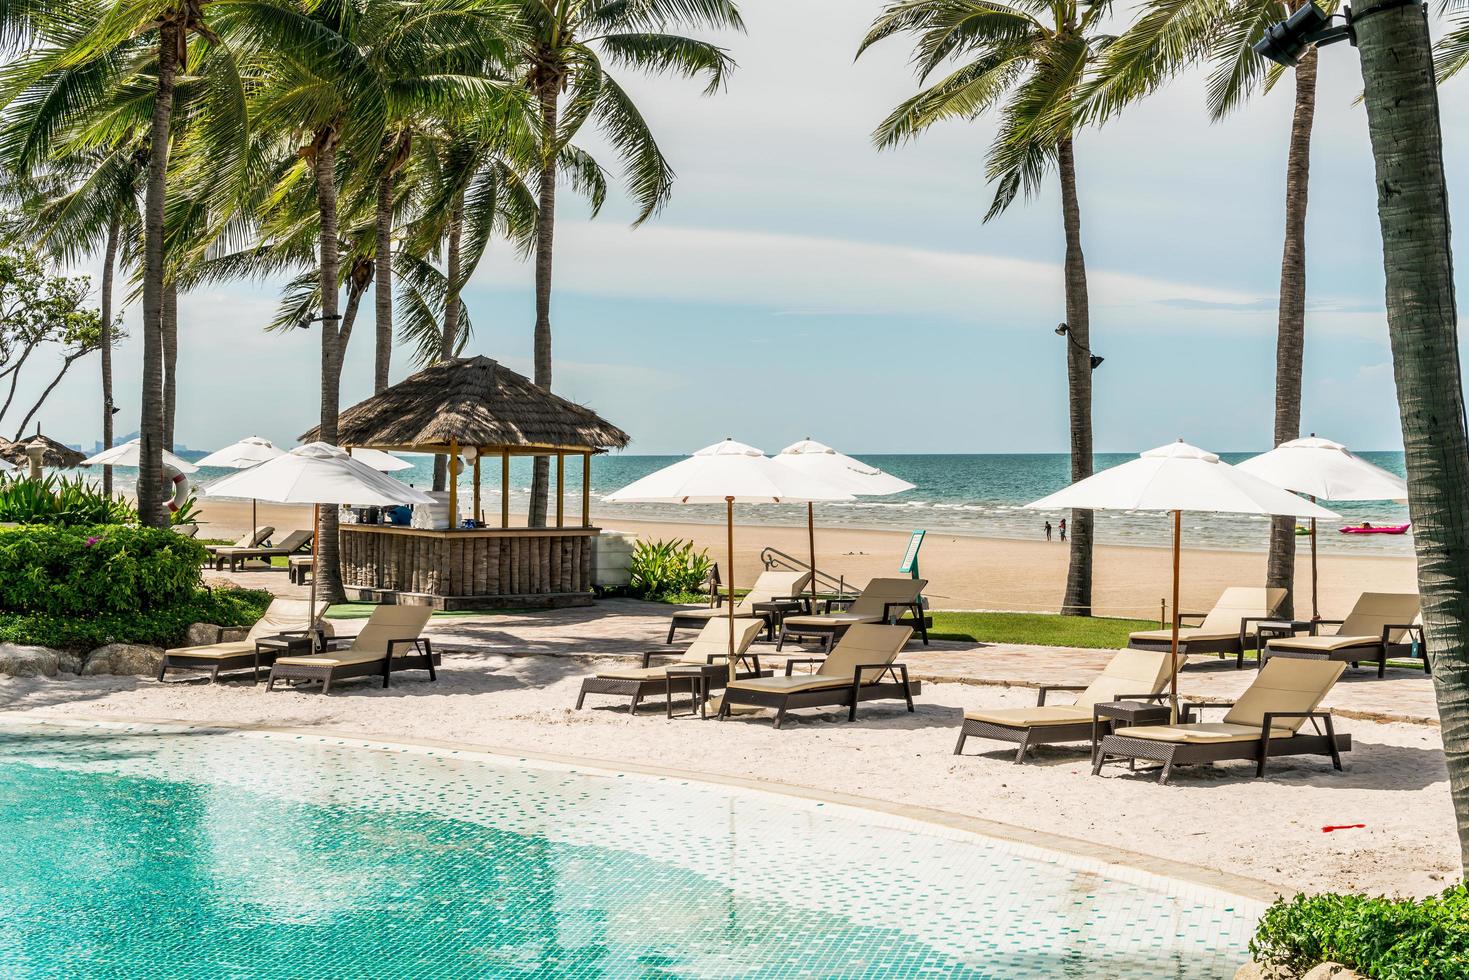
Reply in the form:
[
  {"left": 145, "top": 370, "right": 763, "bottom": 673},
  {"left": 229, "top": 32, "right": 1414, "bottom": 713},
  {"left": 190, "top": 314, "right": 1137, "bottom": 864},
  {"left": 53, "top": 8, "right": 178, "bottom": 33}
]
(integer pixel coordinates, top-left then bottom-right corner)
[{"left": 1091, "top": 699, "right": 1192, "bottom": 764}]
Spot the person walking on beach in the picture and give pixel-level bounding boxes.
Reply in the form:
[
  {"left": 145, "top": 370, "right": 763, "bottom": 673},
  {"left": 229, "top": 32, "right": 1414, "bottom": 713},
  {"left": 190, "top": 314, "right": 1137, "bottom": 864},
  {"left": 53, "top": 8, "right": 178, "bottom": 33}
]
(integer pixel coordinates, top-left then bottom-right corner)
[
  {"left": 1059, "top": 518, "right": 1067, "bottom": 543},
  {"left": 1044, "top": 520, "right": 1053, "bottom": 541}
]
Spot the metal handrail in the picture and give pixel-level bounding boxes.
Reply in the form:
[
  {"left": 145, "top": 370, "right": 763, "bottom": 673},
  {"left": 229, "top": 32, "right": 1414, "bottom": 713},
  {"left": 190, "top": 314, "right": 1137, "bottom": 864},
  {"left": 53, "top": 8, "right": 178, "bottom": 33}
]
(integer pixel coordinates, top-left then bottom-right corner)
[{"left": 758, "top": 546, "right": 852, "bottom": 595}]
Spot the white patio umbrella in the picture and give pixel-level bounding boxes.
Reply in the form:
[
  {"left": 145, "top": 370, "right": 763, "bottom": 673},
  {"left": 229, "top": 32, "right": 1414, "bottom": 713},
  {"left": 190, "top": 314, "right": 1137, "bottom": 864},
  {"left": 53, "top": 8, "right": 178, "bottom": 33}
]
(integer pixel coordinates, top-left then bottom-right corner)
[
  {"left": 83, "top": 438, "right": 199, "bottom": 473},
  {"left": 194, "top": 436, "right": 287, "bottom": 536},
  {"left": 349, "top": 447, "right": 412, "bottom": 472},
  {"left": 605, "top": 439, "right": 855, "bottom": 677},
  {"left": 205, "top": 442, "right": 433, "bottom": 646},
  {"left": 772, "top": 439, "right": 915, "bottom": 597},
  {"left": 1025, "top": 440, "right": 1339, "bottom": 708},
  {"left": 1236, "top": 436, "right": 1408, "bottom": 619}
]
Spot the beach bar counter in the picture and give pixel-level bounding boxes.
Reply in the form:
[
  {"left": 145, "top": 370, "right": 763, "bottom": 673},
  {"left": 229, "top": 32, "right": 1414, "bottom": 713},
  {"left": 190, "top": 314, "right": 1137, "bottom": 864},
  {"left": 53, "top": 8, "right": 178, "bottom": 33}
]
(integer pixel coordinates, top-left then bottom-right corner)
[{"left": 303, "top": 356, "right": 629, "bottom": 609}]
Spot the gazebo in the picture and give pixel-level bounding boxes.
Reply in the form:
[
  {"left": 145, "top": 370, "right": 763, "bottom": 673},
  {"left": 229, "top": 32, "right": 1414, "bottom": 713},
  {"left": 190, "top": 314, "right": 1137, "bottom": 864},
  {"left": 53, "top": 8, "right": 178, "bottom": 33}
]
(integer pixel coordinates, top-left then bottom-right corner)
[
  {"left": 301, "top": 356, "right": 629, "bottom": 608},
  {"left": 0, "top": 433, "right": 86, "bottom": 471}
]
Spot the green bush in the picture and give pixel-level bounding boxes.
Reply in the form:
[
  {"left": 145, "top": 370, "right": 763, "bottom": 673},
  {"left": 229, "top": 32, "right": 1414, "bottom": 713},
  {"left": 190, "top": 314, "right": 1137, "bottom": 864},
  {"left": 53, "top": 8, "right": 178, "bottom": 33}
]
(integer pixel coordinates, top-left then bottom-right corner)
[
  {"left": 0, "top": 474, "right": 136, "bottom": 526},
  {"left": 628, "top": 538, "right": 713, "bottom": 601},
  {"left": 1251, "top": 884, "right": 1469, "bottom": 979},
  {"left": 0, "top": 586, "right": 273, "bottom": 650},
  {"left": 0, "top": 524, "right": 208, "bottom": 616}
]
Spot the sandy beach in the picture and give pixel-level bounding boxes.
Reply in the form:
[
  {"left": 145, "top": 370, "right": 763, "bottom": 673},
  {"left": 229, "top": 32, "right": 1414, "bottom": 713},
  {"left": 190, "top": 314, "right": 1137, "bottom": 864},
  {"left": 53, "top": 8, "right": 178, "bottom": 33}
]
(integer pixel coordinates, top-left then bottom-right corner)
[{"left": 194, "top": 498, "right": 1419, "bottom": 618}]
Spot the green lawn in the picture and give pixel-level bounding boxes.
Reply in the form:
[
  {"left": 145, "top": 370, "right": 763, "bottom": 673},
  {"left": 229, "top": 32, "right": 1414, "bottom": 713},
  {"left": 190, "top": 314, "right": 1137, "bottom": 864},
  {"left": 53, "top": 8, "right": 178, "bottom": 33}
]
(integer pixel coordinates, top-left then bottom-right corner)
[{"left": 928, "top": 611, "right": 1159, "bottom": 649}]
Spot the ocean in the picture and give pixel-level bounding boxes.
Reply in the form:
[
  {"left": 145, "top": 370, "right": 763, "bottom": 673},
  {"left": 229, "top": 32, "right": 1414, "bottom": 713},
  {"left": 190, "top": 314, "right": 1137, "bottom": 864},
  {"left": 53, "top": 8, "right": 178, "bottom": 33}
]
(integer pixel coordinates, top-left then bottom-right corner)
[{"left": 152, "top": 451, "right": 1413, "bottom": 557}]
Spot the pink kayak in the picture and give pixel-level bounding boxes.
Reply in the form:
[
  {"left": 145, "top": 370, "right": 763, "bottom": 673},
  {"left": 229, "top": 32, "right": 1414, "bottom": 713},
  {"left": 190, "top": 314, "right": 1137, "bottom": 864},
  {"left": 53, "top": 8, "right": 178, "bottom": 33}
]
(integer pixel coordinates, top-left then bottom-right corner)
[{"left": 1339, "top": 524, "right": 1411, "bottom": 535}]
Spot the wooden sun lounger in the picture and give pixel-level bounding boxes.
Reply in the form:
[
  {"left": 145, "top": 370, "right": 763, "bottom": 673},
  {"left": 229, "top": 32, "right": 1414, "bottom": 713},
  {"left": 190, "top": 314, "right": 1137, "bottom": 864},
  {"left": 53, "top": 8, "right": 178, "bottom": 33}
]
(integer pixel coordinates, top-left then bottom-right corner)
[
  {"left": 953, "top": 648, "right": 1183, "bottom": 764},
  {"left": 776, "top": 577, "right": 929, "bottom": 652},
  {"left": 719, "top": 624, "right": 917, "bottom": 728},
  {"left": 204, "top": 526, "right": 275, "bottom": 559},
  {"left": 157, "top": 598, "right": 328, "bottom": 683},
  {"left": 578, "top": 618, "right": 768, "bottom": 714},
  {"left": 1127, "top": 586, "right": 1287, "bottom": 668},
  {"left": 1092, "top": 659, "right": 1351, "bottom": 784},
  {"left": 211, "top": 529, "right": 314, "bottom": 572},
  {"left": 266, "top": 605, "right": 436, "bottom": 694},
  {"left": 1261, "top": 592, "right": 1424, "bottom": 677},
  {"left": 666, "top": 570, "right": 812, "bottom": 643}
]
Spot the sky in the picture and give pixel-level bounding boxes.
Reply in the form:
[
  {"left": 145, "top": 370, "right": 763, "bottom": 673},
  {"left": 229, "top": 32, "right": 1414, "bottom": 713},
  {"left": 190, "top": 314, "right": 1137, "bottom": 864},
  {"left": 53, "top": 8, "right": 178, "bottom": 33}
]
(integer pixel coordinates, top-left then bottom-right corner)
[{"left": 12, "top": 0, "right": 1469, "bottom": 456}]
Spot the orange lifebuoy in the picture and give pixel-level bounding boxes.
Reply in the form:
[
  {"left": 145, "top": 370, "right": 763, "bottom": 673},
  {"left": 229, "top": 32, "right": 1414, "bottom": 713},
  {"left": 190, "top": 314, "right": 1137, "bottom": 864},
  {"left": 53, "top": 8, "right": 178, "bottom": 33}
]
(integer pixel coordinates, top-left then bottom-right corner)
[{"left": 163, "top": 464, "right": 190, "bottom": 513}]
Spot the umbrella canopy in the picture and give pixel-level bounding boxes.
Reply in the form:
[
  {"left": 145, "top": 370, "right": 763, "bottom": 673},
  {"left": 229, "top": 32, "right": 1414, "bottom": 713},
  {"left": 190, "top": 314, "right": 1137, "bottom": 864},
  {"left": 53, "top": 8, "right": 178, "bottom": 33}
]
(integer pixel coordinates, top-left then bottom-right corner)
[
  {"left": 83, "top": 438, "right": 199, "bottom": 473},
  {"left": 1235, "top": 436, "right": 1407, "bottom": 501},
  {"left": 772, "top": 439, "right": 915, "bottom": 495},
  {"left": 348, "top": 447, "right": 412, "bottom": 472},
  {"left": 0, "top": 455, "right": 14, "bottom": 474},
  {"left": 605, "top": 439, "right": 856, "bottom": 506},
  {"left": 1026, "top": 441, "right": 1338, "bottom": 520},
  {"left": 0, "top": 433, "right": 85, "bottom": 469},
  {"left": 194, "top": 436, "right": 286, "bottom": 469},
  {"left": 204, "top": 442, "right": 433, "bottom": 507}
]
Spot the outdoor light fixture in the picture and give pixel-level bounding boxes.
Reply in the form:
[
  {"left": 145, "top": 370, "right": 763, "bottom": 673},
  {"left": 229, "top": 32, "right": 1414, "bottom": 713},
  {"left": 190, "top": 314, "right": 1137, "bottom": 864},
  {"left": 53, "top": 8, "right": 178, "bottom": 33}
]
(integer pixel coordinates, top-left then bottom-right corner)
[
  {"left": 297, "top": 312, "right": 344, "bottom": 330},
  {"left": 1054, "top": 322, "right": 1104, "bottom": 370},
  {"left": 1090, "top": 355, "right": 1106, "bottom": 370},
  {"left": 1055, "top": 322, "right": 1069, "bottom": 336},
  {"left": 1253, "top": 0, "right": 1421, "bottom": 67}
]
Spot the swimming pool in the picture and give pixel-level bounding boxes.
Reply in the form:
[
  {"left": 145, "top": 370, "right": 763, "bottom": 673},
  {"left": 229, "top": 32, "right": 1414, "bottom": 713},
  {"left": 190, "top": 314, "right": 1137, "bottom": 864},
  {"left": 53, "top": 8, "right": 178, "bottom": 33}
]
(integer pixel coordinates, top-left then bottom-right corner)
[{"left": 0, "top": 722, "right": 1259, "bottom": 977}]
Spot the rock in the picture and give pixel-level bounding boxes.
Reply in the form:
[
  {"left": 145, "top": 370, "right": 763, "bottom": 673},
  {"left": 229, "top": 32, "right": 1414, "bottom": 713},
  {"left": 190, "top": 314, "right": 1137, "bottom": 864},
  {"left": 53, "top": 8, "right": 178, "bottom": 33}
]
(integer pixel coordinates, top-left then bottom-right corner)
[
  {"left": 320, "top": 620, "right": 336, "bottom": 639},
  {"left": 56, "top": 652, "right": 83, "bottom": 675},
  {"left": 1234, "top": 963, "right": 1264, "bottom": 980},
  {"left": 0, "top": 643, "right": 62, "bottom": 678},
  {"left": 184, "top": 623, "right": 225, "bottom": 647},
  {"left": 219, "top": 627, "right": 248, "bottom": 643},
  {"left": 83, "top": 643, "right": 164, "bottom": 676},
  {"left": 1303, "top": 964, "right": 1360, "bottom": 980}
]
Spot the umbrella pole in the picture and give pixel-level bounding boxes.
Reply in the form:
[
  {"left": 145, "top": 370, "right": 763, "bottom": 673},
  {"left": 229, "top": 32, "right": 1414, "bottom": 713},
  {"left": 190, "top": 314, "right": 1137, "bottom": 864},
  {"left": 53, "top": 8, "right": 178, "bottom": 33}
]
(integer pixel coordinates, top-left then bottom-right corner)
[
  {"left": 1170, "top": 509, "right": 1182, "bottom": 721},
  {"left": 309, "top": 502, "right": 320, "bottom": 652},
  {"left": 727, "top": 496, "right": 736, "bottom": 684},
  {"left": 252, "top": 499, "right": 258, "bottom": 539},
  {"left": 1310, "top": 497, "right": 1320, "bottom": 621},
  {"left": 807, "top": 502, "right": 817, "bottom": 599}
]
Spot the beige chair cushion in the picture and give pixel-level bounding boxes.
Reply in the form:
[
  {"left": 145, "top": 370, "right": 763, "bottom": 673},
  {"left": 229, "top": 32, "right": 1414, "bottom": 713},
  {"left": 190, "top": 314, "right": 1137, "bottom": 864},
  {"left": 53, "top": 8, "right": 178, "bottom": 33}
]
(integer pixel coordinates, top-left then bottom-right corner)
[
  {"left": 1223, "top": 658, "right": 1345, "bottom": 733},
  {"left": 596, "top": 665, "right": 681, "bottom": 681},
  {"left": 781, "top": 611, "right": 883, "bottom": 629},
  {"left": 677, "top": 618, "right": 765, "bottom": 665},
  {"left": 674, "top": 606, "right": 759, "bottom": 623},
  {"left": 1267, "top": 634, "right": 1379, "bottom": 653},
  {"left": 164, "top": 641, "right": 255, "bottom": 660},
  {"left": 1197, "top": 586, "right": 1287, "bottom": 635},
  {"left": 964, "top": 705, "right": 1092, "bottom": 728},
  {"left": 1073, "top": 649, "right": 1180, "bottom": 710},
  {"left": 846, "top": 577, "right": 927, "bottom": 618},
  {"left": 348, "top": 605, "right": 433, "bottom": 657},
  {"left": 1128, "top": 627, "right": 1241, "bottom": 646},
  {"left": 734, "top": 570, "right": 813, "bottom": 610},
  {"left": 1112, "top": 722, "right": 1298, "bottom": 744},
  {"left": 1336, "top": 592, "right": 1421, "bottom": 643},
  {"left": 275, "top": 650, "right": 386, "bottom": 668},
  {"left": 244, "top": 599, "right": 330, "bottom": 643},
  {"left": 728, "top": 674, "right": 850, "bottom": 695},
  {"left": 817, "top": 623, "right": 911, "bottom": 683}
]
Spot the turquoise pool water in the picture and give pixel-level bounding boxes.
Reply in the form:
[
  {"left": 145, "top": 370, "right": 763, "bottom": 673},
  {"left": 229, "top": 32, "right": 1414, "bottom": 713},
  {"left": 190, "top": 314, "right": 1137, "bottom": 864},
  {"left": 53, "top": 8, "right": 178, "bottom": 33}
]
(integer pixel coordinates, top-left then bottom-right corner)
[{"left": 0, "top": 723, "right": 1259, "bottom": 977}]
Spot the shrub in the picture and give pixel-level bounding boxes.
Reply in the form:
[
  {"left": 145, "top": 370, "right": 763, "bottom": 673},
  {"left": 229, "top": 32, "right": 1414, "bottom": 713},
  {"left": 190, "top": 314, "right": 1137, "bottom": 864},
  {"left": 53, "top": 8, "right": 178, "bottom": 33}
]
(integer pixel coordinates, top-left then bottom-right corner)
[
  {"left": 0, "top": 586, "right": 273, "bottom": 650},
  {"left": 628, "top": 538, "right": 713, "bottom": 601},
  {"left": 1251, "top": 884, "right": 1469, "bottom": 979},
  {"left": 0, "top": 474, "right": 136, "bottom": 526},
  {"left": 0, "top": 524, "right": 208, "bottom": 616}
]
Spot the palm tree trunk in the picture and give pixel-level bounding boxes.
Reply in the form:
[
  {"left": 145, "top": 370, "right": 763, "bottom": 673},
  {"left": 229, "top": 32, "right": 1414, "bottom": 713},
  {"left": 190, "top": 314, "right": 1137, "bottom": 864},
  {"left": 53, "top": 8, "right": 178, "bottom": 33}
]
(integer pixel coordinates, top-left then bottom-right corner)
[
  {"left": 1355, "top": 1, "right": 1469, "bottom": 869},
  {"left": 100, "top": 213, "right": 119, "bottom": 496},
  {"left": 138, "top": 19, "right": 179, "bottom": 528},
  {"left": 162, "top": 279, "right": 178, "bottom": 451},
  {"left": 1057, "top": 137, "right": 1093, "bottom": 617},
  {"left": 313, "top": 128, "right": 346, "bottom": 604},
  {"left": 1266, "top": 49, "right": 1318, "bottom": 620},
  {"left": 374, "top": 164, "right": 394, "bottom": 394},
  {"left": 528, "top": 84, "right": 558, "bottom": 528},
  {"left": 432, "top": 190, "right": 465, "bottom": 495}
]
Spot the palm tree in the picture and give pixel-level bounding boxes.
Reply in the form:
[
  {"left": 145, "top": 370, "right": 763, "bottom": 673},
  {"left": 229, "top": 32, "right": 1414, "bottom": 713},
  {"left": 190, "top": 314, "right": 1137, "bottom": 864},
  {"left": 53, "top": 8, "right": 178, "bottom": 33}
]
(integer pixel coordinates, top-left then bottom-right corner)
[
  {"left": 514, "top": 0, "right": 741, "bottom": 526},
  {"left": 859, "top": 0, "right": 1108, "bottom": 616},
  {"left": 1086, "top": 0, "right": 1333, "bottom": 619},
  {"left": 1350, "top": 0, "right": 1469, "bottom": 871}
]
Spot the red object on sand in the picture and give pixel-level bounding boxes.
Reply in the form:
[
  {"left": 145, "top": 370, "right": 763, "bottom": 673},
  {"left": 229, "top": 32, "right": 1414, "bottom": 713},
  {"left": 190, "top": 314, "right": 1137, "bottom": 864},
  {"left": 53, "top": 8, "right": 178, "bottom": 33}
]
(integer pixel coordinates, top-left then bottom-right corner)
[{"left": 1322, "top": 824, "right": 1366, "bottom": 833}]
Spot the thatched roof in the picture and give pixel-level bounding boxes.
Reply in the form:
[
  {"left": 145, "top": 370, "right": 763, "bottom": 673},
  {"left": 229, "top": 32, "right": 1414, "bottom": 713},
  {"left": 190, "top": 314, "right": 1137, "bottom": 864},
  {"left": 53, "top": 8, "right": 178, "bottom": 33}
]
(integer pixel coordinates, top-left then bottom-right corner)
[
  {"left": 301, "top": 356, "right": 630, "bottom": 453},
  {"left": 0, "top": 433, "right": 86, "bottom": 469}
]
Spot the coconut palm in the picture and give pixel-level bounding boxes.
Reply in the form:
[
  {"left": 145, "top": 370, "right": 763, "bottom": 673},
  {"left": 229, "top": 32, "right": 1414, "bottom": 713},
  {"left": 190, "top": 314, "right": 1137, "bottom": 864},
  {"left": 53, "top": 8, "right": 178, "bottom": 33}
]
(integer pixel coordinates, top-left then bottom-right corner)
[
  {"left": 513, "top": 0, "right": 741, "bottom": 526},
  {"left": 859, "top": 0, "right": 1109, "bottom": 616},
  {"left": 1085, "top": 0, "right": 1335, "bottom": 619}
]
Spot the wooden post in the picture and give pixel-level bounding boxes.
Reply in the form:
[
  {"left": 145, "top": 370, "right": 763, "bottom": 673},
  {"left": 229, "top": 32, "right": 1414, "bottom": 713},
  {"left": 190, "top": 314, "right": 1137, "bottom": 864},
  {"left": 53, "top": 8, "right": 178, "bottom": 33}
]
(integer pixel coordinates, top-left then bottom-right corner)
[
  {"left": 501, "top": 451, "right": 510, "bottom": 528},
  {"left": 556, "top": 453, "right": 565, "bottom": 528},
  {"left": 447, "top": 438, "right": 459, "bottom": 531},
  {"left": 473, "top": 453, "right": 482, "bottom": 525},
  {"left": 582, "top": 451, "right": 592, "bottom": 528},
  {"left": 1169, "top": 509, "right": 1182, "bottom": 720}
]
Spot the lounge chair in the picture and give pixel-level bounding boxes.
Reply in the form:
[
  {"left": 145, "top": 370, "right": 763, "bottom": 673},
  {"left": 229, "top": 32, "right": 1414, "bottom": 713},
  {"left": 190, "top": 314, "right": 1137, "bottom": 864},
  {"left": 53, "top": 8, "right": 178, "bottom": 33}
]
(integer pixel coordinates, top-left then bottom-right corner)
[
  {"left": 719, "top": 623, "right": 917, "bottom": 728},
  {"left": 204, "top": 526, "right": 275, "bottom": 560},
  {"left": 1261, "top": 592, "right": 1423, "bottom": 677},
  {"left": 211, "top": 528, "right": 313, "bottom": 572},
  {"left": 1127, "top": 586, "right": 1287, "bottom": 668},
  {"left": 776, "top": 577, "right": 929, "bottom": 651},
  {"left": 266, "top": 605, "right": 436, "bottom": 694},
  {"left": 172, "top": 523, "right": 200, "bottom": 538},
  {"left": 666, "top": 569, "right": 813, "bottom": 643},
  {"left": 953, "top": 648, "right": 1183, "bottom": 764},
  {"left": 157, "top": 598, "right": 329, "bottom": 683},
  {"left": 1092, "top": 658, "right": 1350, "bottom": 784},
  {"left": 578, "top": 618, "right": 767, "bottom": 715}
]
